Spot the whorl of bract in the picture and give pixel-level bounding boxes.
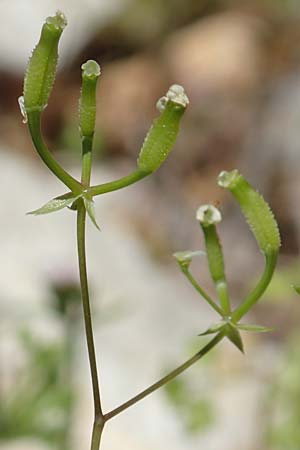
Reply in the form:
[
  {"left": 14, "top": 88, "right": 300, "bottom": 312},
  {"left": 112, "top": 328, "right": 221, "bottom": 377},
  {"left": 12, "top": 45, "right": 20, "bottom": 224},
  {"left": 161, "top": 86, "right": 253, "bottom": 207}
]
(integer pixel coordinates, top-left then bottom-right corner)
[
  {"left": 218, "top": 170, "right": 281, "bottom": 254},
  {"left": 23, "top": 11, "right": 67, "bottom": 112},
  {"left": 79, "top": 60, "right": 101, "bottom": 138},
  {"left": 137, "top": 84, "right": 189, "bottom": 173}
]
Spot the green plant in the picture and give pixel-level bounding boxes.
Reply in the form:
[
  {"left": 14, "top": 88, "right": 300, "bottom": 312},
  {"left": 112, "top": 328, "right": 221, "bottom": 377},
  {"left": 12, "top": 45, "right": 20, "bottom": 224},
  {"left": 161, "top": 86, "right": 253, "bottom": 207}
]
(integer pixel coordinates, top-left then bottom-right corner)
[{"left": 20, "top": 11, "right": 281, "bottom": 450}]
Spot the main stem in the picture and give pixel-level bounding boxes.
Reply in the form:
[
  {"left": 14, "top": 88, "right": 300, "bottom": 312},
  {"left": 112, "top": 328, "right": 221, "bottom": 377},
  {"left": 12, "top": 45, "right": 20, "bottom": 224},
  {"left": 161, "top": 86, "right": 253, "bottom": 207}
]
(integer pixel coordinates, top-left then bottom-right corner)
[
  {"left": 77, "top": 201, "right": 104, "bottom": 449},
  {"left": 104, "top": 331, "right": 224, "bottom": 421}
]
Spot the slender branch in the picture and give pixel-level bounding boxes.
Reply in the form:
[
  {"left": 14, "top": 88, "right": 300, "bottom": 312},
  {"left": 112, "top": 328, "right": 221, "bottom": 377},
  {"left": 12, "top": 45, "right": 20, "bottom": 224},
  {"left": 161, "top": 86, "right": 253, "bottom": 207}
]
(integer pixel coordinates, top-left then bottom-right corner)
[
  {"left": 27, "top": 111, "right": 82, "bottom": 193},
  {"left": 182, "top": 268, "right": 224, "bottom": 316},
  {"left": 232, "top": 252, "right": 277, "bottom": 322},
  {"left": 88, "top": 169, "right": 150, "bottom": 197},
  {"left": 77, "top": 201, "right": 103, "bottom": 429},
  {"left": 104, "top": 331, "right": 224, "bottom": 421}
]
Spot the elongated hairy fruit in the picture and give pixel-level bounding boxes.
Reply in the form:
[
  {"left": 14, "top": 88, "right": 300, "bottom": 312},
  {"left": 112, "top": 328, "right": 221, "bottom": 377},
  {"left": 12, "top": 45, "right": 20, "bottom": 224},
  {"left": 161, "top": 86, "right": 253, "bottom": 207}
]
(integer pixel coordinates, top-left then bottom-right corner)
[
  {"left": 218, "top": 170, "right": 281, "bottom": 254},
  {"left": 79, "top": 60, "right": 101, "bottom": 138},
  {"left": 137, "top": 84, "right": 189, "bottom": 173},
  {"left": 23, "top": 11, "right": 67, "bottom": 112}
]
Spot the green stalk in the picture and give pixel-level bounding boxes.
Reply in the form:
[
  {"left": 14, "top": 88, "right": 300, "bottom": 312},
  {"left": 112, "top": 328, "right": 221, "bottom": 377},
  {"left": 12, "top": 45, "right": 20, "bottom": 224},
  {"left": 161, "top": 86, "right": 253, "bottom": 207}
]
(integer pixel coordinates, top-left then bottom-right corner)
[
  {"left": 89, "top": 169, "right": 150, "bottom": 197},
  {"left": 77, "top": 201, "right": 104, "bottom": 449},
  {"left": 196, "top": 204, "right": 231, "bottom": 315},
  {"left": 216, "top": 281, "right": 231, "bottom": 316},
  {"left": 104, "top": 332, "right": 224, "bottom": 421},
  {"left": 232, "top": 252, "right": 277, "bottom": 322},
  {"left": 27, "top": 111, "right": 82, "bottom": 193},
  {"left": 81, "top": 136, "right": 93, "bottom": 187},
  {"left": 90, "top": 420, "right": 105, "bottom": 450},
  {"left": 203, "top": 224, "right": 230, "bottom": 315},
  {"left": 181, "top": 267, "right": 224, "bottom": 316}
]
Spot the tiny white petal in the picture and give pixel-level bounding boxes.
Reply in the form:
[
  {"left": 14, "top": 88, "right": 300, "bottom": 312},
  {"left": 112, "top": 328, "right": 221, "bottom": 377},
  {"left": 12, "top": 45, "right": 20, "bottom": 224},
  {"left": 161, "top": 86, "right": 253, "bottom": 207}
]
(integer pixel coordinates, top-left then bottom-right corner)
[
  {"left": 196, "top": 204, "right": 222, "bottom": 226},
  {"left": 173, "top": 250, "right": 205, "bottom": 263},
  {"left": 81, "top": 60, "right": 101, "bottom": 78},
  {"left": 166, "top": 84, "right": 189, "bottom": 108},
  {"left": 18, "top": 96, "right": 27, "bottom": 124},
  {"left": 156, "top": 96, "right": 168, "bottom": 112},
  {"left": 218, "top": 170, "right": 239, "bottom": 188},
  {"left": 46, "top": 10, "right": 67, "bottom": 30},
  {"left": 156, "top": 84, "right": 189, "bottom": 112}
]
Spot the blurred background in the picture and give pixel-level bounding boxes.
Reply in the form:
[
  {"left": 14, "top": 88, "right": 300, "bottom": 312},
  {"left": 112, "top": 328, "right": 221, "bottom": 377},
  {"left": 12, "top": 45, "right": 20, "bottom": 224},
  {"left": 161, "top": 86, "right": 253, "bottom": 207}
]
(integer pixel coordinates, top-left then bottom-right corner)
[{"left": 1, "top": 0, "right": 300, "bottom": 449}]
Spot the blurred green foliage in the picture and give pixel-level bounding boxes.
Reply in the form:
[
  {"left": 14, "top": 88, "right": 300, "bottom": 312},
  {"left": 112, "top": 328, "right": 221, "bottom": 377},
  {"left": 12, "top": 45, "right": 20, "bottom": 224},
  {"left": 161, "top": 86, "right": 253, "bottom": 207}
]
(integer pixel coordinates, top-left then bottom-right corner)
[
  {"left": 265, "top": 333, "right": 300, "bottom": 450},
  {"left": 263, "top": 0, "right": 300, "bottom": 15},
  {"left": 0, "top": 282, "right": 82, "bottom": 449},
  {"left": 0, "top": 331, "right": 73, "bottom": 449}
]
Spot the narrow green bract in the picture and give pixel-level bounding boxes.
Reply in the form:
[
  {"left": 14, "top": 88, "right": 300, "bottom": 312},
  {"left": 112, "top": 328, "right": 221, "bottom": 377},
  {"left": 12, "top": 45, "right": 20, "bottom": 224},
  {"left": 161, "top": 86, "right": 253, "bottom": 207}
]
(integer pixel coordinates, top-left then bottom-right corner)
[
  {"left": 137, "top": 84, "right": 189, "bottom": 173},
  {"left": 79, "top": 60, "right": 101, "bottom": 138},
  {"left": 218, "top": 170, "right": 281, "bottom": 254},
  {"left": 23, "top": 11, "right": 67, "bottom": 112}
]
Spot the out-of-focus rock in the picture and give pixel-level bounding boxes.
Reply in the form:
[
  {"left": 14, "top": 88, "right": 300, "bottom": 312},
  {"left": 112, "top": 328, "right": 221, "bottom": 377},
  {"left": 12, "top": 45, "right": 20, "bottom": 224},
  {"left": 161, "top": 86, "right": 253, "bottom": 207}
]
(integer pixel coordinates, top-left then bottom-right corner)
[
  {"left": 163, "top": 12, "right": 264, "bottom": 102},
  {"left": 238, "top": 73, "right": 300, "bottom": 255},
  {"left": 95, "top": 54, "right": 165, "bottom": 155},
  {"left": 0, "top": 440, "right": 51, "bottom": 450}
]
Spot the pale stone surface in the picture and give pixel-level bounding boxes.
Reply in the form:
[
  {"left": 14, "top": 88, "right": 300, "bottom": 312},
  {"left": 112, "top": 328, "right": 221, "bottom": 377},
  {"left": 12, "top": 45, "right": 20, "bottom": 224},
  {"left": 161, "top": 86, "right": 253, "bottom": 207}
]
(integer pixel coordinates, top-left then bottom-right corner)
[
  {"left": 94, "top": 54, "right": 164, "bottom": 154},
  {"left": 164, "top": 12, "right": 263, "bottom": 101},
  {"left": 0, "top": 439, "right": 51, "bottom": 450},
  {"left": 0, "top": 0, "right": 128, "bottom": 72}
]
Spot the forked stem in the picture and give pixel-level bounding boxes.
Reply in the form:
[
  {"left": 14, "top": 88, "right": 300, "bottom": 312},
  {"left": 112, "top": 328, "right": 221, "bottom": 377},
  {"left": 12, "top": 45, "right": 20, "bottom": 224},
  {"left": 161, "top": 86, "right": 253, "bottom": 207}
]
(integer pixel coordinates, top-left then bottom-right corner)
[{"left": 77, "top": 203, "right": 224, "bottom": 448}]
